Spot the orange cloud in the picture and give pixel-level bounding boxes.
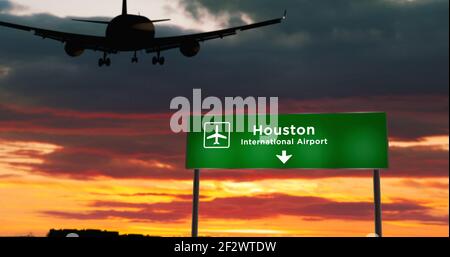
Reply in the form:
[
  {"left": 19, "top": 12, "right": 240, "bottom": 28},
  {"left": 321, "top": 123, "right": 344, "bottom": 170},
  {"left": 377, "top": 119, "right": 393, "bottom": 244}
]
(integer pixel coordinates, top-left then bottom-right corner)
[{"left": 41, "top": 194, "right": 448, "bottom": 225}]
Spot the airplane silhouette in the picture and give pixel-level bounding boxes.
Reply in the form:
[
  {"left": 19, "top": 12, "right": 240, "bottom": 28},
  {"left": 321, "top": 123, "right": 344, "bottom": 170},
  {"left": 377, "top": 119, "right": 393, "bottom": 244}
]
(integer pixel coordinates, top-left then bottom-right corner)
[
  {"left": 0, "top": 0, "right": 286, "bottom": 67},
  {"left": 207, "top": 125, "right": 228, "bottom": 145}
]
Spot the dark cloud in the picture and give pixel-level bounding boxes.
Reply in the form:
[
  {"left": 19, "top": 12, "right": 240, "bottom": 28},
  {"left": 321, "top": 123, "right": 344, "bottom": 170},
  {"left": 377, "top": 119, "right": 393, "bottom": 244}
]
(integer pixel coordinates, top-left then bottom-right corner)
[
  {"left": 0, "top": 0, "right": 27, "bottom": 14},
  {"left": 11, "top": 145, "right": 450, "bottom": 180},
  {"left": 17, "top": 145, "right": 450, "bottom": 180},
  {"left": 281, "top": 95, "right": 449, "bottom": 140},
  {"left": 0, "top": 1, "right": 448, "bottom": 181},
  {"left": 33, "top": 147, "right": 185, "bottom": 180},
  {"left": 0, "top": 0, "right": 448, "bottom": 113},
  {"left": 0, "top": 104, "right": 171, "bottom": 136},
  {"left": 1, "top": 94, "right": 448, "bottom": 139},
  {"left": 180, "top": 0, "right": 449, "bottom": 93},
  {"left": 385, "top": 146, "right": 448, "bottom": 177},
  {"left": 41, "top": 194, "right": 449, "bottom": 225},
  {"left": 0, "top": 0, "right": 14, "bottom": 12},
  {"left": 280, "top": 95, "right": 449, "bottom": 141}
]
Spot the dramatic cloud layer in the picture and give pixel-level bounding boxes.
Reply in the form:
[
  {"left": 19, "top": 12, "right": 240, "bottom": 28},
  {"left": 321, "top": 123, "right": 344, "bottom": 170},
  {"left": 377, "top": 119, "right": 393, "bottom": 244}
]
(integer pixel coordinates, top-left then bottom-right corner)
[
  {"left": 0, "top": 0, "right": 448, "bottom": 236},
  {"left": 42, "top": 193, "right": 449, "bottom": 225},
  {"left": 0, "top": 0, "right": 448, "bottom": 113},
  {"left": 0, "top": 94, "right": 448, "bottom": 180}
]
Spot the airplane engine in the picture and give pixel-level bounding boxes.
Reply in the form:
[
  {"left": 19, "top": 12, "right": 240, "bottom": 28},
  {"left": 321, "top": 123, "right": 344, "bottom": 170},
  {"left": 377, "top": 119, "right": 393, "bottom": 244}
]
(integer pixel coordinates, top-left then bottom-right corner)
[
  {"left": 64, "top": 42, "right": 85, "bottom": 57},
  {"left": 180, "top": 40, "right": 200, "bottom": 57}
]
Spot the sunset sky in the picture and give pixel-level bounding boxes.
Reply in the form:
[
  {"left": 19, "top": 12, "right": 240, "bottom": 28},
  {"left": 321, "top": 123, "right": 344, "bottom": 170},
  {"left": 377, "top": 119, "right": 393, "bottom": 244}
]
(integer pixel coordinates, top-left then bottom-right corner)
[{"left": 0, "top": 0, "right": 448, "bottom": 237}]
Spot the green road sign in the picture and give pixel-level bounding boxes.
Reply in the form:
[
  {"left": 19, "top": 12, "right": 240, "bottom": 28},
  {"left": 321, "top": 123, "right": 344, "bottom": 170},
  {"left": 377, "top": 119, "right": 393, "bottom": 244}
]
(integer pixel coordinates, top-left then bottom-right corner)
[{"left": 186, "top": 113, "right": 389, "bottom": 169}]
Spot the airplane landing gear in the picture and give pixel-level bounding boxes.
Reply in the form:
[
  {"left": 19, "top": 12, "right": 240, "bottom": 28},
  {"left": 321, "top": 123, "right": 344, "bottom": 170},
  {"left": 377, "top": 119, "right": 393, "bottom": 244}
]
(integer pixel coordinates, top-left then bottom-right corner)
[
  {"left": 98, "top": 52, "right": 111, "bottom": 67},
  {"left": 131, "top": 51, "right": 138, "bottom": 63},
  {"left": 152, "top": 51, "right": 165, "bottom": 65},
  {"left": 98, "top": 58, "right": 111, "bottom": 67}
]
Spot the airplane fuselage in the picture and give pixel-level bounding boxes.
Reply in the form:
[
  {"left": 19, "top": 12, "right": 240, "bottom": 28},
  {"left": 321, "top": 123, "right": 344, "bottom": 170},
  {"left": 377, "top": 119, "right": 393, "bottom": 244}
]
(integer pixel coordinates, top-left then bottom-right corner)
[{"left": 106, "top": 14, "right": 155, "bottom": 51}]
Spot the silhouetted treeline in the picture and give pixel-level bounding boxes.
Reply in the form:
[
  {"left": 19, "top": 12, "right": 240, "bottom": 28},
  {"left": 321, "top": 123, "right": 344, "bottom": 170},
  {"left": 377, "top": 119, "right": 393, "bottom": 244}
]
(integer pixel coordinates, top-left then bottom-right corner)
[{"left": 48, "top": 229, "right": 158, "bottom": 238}]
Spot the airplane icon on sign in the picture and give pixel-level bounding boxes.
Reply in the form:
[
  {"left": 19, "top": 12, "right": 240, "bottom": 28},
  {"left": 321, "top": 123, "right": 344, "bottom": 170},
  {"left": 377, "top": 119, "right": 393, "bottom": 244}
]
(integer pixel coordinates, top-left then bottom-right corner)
[
  {"left": 207, "top": 125, "right": 228, "bottom": 145},
  {"left": 203, "top": 122, "right": 231, "bottom": 149}
]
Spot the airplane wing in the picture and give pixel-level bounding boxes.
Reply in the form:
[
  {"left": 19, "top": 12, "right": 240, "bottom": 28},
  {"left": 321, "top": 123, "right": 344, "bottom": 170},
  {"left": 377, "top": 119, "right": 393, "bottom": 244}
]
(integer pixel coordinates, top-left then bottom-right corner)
[
  {"left": 146, "top": 11, "right": 286, "bottom": 53},
  {"left": 206, "top": 134, "right": 217, "bottom": 140},
  {"left": 0, "top": 20, "right": 114, "bottom": 53},
  {"left": 216, "top": 134, "right": 227, "bottom": 139},
  {"left": 0, "top": 10, "right": 286, "bottom": 55},
  {"left": 207, "top": 133, "right": 227, "bottom": 140}
]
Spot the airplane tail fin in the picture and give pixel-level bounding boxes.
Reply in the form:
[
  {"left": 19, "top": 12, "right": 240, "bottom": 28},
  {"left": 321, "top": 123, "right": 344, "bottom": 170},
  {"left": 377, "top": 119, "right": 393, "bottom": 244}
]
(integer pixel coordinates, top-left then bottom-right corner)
[
  {"left": 122, "top": 0, "right": 127, "bottom": 15},
  {"left": 72, "top": 19, "right": 110, "bottom": 24}
]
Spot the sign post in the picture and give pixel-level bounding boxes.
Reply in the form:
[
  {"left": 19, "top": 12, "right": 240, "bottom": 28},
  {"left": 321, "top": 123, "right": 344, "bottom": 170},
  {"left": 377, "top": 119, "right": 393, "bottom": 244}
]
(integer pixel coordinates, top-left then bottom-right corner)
[
  {"left": 373, "top": 169, "right": 383, "bottom": 237},
  {"left": 191, "top": 169, "right": 200, "bottom": 237},
  {"left": 186, "top": 112, "right": 389, "bottom": 237}
]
